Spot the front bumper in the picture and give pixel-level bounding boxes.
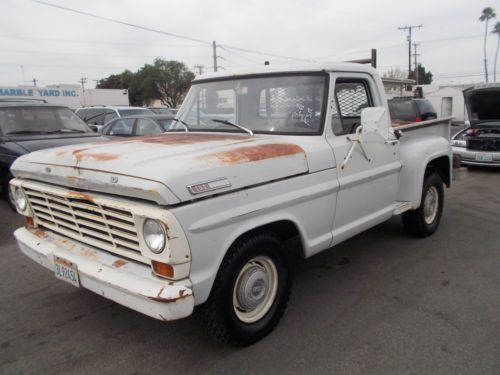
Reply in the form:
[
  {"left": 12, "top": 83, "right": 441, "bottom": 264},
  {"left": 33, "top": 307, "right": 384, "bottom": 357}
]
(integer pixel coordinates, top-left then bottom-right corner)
[
  {"left": 14, "top": 227, "right": 194, "bottom": 321},
  {"left": 452, "top": 146, "right": 500, "bottom": 167}
]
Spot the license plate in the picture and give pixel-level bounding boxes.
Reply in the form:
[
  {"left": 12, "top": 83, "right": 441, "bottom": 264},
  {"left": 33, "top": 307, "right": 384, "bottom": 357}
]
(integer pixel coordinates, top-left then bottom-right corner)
[
  {"left": 54, "top": 256, "right": 80, "bottom": 287},
  {"left": 475, "top": 153, "right": 493, "bottom": 162}
]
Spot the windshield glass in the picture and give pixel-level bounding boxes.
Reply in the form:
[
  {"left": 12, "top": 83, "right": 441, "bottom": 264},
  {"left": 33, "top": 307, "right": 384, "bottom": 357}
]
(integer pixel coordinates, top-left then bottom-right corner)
[
  {"left": 118, "top": 108, "right": 153, "bottom": 116},
  {"left": 157, "top": 118, "right": 174, "bottom": 130},
  {"left": 0, "top": 107, "right": 91, "bottom": 135},
  {"left": 175, "top": 74, "right": 327, "bottom": 135}
]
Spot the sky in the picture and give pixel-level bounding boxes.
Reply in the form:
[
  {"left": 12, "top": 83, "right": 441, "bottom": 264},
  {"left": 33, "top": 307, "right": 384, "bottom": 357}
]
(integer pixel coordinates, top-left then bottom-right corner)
[{"left": 0, "top": 0, "right": 499, "bottom": 88}]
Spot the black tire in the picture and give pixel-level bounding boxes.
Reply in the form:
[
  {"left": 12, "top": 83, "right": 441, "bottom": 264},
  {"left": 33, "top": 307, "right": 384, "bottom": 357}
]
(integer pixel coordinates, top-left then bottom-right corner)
[
  {"left": 402, "top": 172, "right": 444, "bottom": 237},
  {"left": 2, "top": 173, "right": 16, "bottom": 211},
  {"left": 201, "top": 231, "right": 291, "bottom": 346}
]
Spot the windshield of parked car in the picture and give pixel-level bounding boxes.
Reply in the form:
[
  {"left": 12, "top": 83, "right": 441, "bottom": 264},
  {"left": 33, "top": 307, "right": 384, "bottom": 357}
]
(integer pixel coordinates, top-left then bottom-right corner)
[
  {"left": 0, "top": 106, "right": 91, "bottom": 135},
  {"left": 118, "top": 108, "right": 153, "bottom": 117},
  {"left": 175, "top": 74, "right": 327, "bottom": 135},
  {"left": 156, "top": 118, "right": 174, "bottom": 130}
]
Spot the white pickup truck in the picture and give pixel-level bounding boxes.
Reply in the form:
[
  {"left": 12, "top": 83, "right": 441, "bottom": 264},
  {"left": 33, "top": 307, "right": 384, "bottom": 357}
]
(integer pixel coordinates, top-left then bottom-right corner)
[{"left": 10, "top": 64, "right": 452, "bottom": 345}]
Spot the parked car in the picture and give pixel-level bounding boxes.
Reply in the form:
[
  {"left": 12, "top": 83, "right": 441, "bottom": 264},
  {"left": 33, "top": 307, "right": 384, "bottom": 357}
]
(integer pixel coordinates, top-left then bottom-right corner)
[
  {"left": 101, "top": 114, "right": 175, "bottom": 137},
  {"left": 75, "top": 106, "right": 153, "bottom": 131},
  {"left": 0, "top": 100, "right": 109, "bottom": 209},
  {"left": 451, "top": 84, "right": 500, "bottom": 167},
  {"left": 388, "top": 97, "right": 437, "bottom": 124},
  {"left": 9, "top": 64, "right": 452, "bottom": 345},
  {"left": 147, "top": 107, "right": 178, "bottom": 115}
]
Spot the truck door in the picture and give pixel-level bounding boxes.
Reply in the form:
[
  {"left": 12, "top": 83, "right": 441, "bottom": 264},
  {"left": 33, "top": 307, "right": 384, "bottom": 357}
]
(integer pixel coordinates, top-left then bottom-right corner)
[{"left": 327, "top": 73, "right": 402, "bottom": 245}]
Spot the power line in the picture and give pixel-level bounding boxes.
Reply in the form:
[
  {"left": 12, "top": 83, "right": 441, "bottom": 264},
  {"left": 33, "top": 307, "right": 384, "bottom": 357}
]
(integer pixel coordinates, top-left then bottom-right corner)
[
  {"left": 30, "top": 0, "right": 212, "bottom": 45},
  {"left": 29, "top": 0, "right": 310, "bottom": 63}
]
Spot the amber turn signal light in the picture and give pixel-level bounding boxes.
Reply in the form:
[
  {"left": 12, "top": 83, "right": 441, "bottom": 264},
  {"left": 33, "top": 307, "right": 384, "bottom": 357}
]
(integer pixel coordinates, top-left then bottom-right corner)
[
  {"left": 25, "top": 217, "right": 34, "bottom": 227},
  {"left": 151, "top": 261, "right": 174, "bottom": 279}
]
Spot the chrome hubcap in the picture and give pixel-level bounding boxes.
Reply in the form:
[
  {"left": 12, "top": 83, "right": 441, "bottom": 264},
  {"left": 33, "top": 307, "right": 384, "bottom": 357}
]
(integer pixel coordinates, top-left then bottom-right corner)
[
  {"left": 233, "top": 256, "right": 278, "bottom": 323},
  {"left": 423, "top": 186, "right": 439, "bottom": 224}
]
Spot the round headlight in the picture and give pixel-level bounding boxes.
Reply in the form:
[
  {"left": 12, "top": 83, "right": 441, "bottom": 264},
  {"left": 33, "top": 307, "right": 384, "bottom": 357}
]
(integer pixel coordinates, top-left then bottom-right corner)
[
  {"left": 14, "top": 187, "right": 27, "bottom": 211},
  {"left": 143, "top": 219, "right": 166, "bottom": 254}
]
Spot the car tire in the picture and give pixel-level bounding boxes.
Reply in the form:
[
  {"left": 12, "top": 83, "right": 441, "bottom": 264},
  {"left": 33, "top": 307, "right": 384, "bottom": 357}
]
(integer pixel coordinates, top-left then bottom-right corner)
[
  {"left": 2, "top": 173, "right": 16, "bottom": 211},
  {"left": 402, "top": 172, "right": 444, "bottom": 237},
  {"left": 201, "top": 231, "right": 291, "bottom": 346}
]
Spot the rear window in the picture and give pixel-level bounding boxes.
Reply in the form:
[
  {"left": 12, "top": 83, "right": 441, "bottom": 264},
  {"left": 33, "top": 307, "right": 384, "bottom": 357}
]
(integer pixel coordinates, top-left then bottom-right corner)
[
  {"left": 118, "top": 109, "right": 153, "bottom": 117},
  {"left": 0, "top": 107, "right": 90, "bottom": 135},
  {"left": 388, "top": 100, "right": 417, "bottom": 122},
  {"left": 415, "top": 100, "right": 436, "bottom": 115}
]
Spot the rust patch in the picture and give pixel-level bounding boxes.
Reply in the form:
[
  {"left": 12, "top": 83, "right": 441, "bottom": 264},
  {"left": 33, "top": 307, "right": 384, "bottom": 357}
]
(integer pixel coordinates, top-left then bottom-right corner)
[
  {"left": 147, "top": 288, "right": 190, "bottom": 303},
  {"left": 112, "top": 259, "right": 127, "bottom": 268},
  {"left": 111, "top": 133, "right": 251, "bottom": 146},
  {"left": 55, "top": 150, "right": 67, "bottom": 157},
  {"left": 31, "top": 227, "right": 47, "bottom": 238},
  {"left": 68, "top": 191, "right": 96, "bottom": 203},
  {"left": 202, "top": 143, "right": 304, "bottom": 164},
  {"left": 179, "top": 289, "right": 186, "bottom": 297},
  {"left": 80, "top": 249, "right": 99, "bottom": 260},
  {"left": 72, "top": 149, "right": 120, "bottom": 164}
]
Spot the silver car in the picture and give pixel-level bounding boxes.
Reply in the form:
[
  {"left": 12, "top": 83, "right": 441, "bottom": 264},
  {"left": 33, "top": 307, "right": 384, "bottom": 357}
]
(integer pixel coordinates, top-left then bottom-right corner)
[{"left": 451, "top": 84, "right": 500, "bottom": 167}]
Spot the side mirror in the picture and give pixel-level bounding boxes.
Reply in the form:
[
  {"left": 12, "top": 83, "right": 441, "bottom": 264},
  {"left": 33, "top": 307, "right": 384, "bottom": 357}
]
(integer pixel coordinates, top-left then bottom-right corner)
[
  {"left": 360, "top": 107, "right": 390, "bottom": 142},
  {"left": 88, "top": 125, "right": 98, "bottom": 132}
]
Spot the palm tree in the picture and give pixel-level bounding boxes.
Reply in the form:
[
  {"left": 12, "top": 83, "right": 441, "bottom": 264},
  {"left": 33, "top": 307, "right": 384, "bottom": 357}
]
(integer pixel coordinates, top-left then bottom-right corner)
[
  {"left": 479, "top": 7, "right": 496, "bottom": 82},
  {"left": 492, "top": 22, "right": 500, "bottom": 82}
]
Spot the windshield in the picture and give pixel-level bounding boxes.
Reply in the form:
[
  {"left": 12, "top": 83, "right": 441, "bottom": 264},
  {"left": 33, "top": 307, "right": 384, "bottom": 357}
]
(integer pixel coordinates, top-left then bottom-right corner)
[
  {"left": 0, "top": 107, "right": 91, "bottom": 135},
  {"left": 118, "top": 108, "right": 153, "bottom": 117},
  {"left": 175, "top": 74, "right": 327, "bottom": 135},
  {"left": 157, "top": 118, "right": 174, "bottom": 130}
]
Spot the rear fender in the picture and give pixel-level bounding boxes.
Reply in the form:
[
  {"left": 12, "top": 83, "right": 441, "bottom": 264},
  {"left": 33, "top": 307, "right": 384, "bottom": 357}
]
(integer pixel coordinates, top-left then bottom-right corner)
[{"left": 397, "top": 135, "right": 451, "bottom": 208}]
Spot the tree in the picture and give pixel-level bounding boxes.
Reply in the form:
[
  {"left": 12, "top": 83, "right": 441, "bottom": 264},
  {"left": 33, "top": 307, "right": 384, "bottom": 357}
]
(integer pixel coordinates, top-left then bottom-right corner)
[
  {"left": 479, "top": 7, "right": 496, "bottom": 82},
  {"left": 382, "top": 67, "right": 406, "bottom": 80},
  {"left": 492, "top": 21, "right": 500, "bottom": 83},
  {"left": 416, "top": 64, "right": 433, "bottom": 84},
  {"left": 96, "top": 59, "right": 195, "bottom": 107},
  {"left": 150, "top": 59, "right": 195, "bottom": 108}
]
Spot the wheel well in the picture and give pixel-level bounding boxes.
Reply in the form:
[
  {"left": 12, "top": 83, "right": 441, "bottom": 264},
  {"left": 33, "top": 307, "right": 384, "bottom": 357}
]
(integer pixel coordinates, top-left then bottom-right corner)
[
  {"left": 426, "top": 156, "right": 451, "bottom": 187},
  {"left": 232, "top": 220, "right": 304, "bottom": 257}
]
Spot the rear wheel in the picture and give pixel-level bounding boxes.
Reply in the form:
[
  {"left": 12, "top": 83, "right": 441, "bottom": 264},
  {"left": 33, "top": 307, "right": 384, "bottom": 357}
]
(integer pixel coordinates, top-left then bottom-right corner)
[
  {"left": 402, "top": 172, "right": 444, "bottom": 237},
  {"left": 201, "top": 231, "right": 290, "bottom": 346}
]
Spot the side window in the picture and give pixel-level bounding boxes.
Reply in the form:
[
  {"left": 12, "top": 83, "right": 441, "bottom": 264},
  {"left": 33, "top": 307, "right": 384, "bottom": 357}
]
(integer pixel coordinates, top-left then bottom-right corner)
[
  {"left": 135, "top": 118, "right": 162, "bottom": 136},
  {"left": 109, "top": 118, "right": 134, "bottom": 136},
  {"left": 332, "top": 80, "right": 372, "bottom": 135},
  {"left": 104, "top": 110, "right": 118, "bottom": 124}
]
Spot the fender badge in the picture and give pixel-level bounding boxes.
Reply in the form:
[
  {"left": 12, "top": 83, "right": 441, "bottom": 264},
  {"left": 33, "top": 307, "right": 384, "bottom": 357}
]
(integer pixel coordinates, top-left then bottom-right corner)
[{"left": 187, "top": 178, "right": 231, "bottom": 195}]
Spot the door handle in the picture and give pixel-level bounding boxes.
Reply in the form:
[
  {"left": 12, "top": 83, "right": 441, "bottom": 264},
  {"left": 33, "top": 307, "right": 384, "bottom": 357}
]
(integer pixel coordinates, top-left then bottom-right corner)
[{"left": 385, "top": 139, "right": 398, "bottom": 145}]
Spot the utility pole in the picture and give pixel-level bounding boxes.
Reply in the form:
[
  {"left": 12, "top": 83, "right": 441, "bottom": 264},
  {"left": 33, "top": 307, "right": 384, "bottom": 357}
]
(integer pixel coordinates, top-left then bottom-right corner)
[
  {"left": 212, "top": 41, "right": 218, "bottom": 72},
  {"left": 79, "top": 77, "right": 87, "bottom": 91},
  {"left": 194, "top": 64, "right": 204, "bottom": 75},
  {"left": 412, "top": 43, "right": 420, "bottom": 85},
  {"left": 32, "top": 78, "right": 38, "bottom": 87},
  {"left": 398, "top": 24, "right": 422, "bottom": 79}
]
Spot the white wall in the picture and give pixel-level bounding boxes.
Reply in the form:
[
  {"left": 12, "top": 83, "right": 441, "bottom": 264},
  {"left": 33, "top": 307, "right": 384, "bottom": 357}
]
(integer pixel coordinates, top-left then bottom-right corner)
[{"left": 424, "top": 86, "right": 466, "bottom": 123}]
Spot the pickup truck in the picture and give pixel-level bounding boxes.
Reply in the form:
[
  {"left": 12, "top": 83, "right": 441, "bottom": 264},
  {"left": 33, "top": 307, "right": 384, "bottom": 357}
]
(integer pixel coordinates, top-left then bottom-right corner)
[{"left": 10, "top": 64, "right": 452, "bottom": 346}]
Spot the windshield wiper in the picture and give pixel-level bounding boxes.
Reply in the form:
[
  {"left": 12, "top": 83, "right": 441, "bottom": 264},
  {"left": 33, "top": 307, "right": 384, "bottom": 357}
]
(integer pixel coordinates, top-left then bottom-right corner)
[
  {"left": 170, "top": 118, "right": 190, "bottom": 132},
  {"left": 210, "top": 119, "right": 254, "bottom": 136}
]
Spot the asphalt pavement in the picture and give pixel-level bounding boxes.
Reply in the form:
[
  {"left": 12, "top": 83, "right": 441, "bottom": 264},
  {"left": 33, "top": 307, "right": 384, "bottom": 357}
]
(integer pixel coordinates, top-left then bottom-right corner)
[{"left": 0, "top": 167, "right": 499, "bottom": 375}]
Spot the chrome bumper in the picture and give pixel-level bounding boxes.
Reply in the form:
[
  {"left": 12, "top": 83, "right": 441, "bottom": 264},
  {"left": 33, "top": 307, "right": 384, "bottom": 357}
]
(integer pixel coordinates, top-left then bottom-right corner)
[
  {"left": 14, "top": 227, "right": 194, "bottom": 321},
  {"left": 452, "top": 147, "right": 500, "bottom": 167}
]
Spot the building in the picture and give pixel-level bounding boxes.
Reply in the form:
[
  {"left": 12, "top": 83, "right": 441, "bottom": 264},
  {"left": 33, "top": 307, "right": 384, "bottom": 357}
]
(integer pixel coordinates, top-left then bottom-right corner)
[
  {"left": 418, "top": 84, "right": 475, "bottom": 124},
  {"left": 0, "top": 84, "right": 129, "bottom": 109}
]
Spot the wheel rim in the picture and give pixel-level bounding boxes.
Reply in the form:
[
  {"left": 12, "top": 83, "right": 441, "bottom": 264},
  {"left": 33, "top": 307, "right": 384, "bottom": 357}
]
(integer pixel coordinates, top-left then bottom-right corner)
[
  {"left": 233, "top": 255, "right": 278, "bottom": 324},
  {"left": 423, "top": 186, "right": 439, "bottom": 224}
]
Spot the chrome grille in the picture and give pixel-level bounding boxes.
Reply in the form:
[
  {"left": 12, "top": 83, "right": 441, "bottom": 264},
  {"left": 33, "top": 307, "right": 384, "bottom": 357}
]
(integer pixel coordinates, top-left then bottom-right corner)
[{"left": 24, "top": 186, "right": 146, "bottom": 263}]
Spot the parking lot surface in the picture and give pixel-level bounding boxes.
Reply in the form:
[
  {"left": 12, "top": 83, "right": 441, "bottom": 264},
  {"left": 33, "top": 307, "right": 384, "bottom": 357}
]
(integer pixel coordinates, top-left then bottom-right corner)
[{"left": 0, "top": 168, "right": 499, "bottom": 375}]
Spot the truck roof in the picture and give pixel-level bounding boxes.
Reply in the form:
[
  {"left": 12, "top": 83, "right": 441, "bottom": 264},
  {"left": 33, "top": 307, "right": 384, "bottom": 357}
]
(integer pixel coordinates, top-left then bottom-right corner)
[{"left": 194, "top": 63, "right": 379, "bottom": 82}]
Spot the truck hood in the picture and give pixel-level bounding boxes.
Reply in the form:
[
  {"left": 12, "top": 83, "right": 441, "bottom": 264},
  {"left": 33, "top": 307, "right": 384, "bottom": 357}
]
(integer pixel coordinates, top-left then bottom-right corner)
[
  {"left": 12, "top": 132, "right": 309, "bottom": 205},
  {"left": 463, "top": 84, "right": 500, "bottom": 127}
]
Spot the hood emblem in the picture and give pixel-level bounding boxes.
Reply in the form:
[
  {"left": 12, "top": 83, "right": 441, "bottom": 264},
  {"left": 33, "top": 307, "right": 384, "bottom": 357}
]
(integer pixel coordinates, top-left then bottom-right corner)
[
  {"left": 187, "top": 178, "right": 231, "bottom": 195},
  {"left": 45, "top": 167, "right": 52, "bottom": 173},
  {"left": 110, "top": 176, "right": 119, "bottom": 184}
]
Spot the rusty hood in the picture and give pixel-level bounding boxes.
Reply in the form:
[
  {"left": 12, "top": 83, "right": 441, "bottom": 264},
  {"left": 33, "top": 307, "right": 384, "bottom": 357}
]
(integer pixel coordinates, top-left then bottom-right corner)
[{"left": 11, "top": 132, "right": 309, "bottom": 205}]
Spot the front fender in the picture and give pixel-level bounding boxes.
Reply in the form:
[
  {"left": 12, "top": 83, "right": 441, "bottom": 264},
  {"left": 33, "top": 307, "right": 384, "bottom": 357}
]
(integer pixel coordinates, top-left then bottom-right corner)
[{"left": 397, "top": 135, "right": 451, "bottom": 208}]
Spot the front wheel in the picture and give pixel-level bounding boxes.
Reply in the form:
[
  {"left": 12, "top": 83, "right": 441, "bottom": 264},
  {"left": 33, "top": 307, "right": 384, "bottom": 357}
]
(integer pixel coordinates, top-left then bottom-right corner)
[
  {"left": 402, "top": 172, "right": 444, "bottom": 237},
  {"left": 201, "top": 231, "right": 290, "bottom": 346}
]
